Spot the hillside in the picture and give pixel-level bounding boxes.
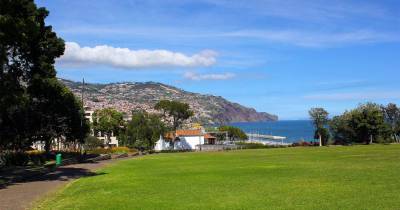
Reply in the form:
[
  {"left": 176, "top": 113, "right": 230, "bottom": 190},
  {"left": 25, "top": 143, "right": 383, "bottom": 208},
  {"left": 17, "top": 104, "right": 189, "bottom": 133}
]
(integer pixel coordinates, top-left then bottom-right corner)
[{"left": 60, "top": 79, "right": 278, "bottom": 124}]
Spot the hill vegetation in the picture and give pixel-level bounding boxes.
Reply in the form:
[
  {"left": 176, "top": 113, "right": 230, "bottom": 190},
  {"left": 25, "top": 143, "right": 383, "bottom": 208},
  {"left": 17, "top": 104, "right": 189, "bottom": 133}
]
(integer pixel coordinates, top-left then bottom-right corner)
[{"left": 60, "top": 79, "right": 278, "bottom": 124}]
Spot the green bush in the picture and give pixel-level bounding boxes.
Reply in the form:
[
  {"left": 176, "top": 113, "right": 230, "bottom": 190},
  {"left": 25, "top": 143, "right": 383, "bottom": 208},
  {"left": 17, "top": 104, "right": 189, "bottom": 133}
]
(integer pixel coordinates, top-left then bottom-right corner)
[
  {"left": 83, "top": 136, "right": 104, "bottom": 150},
  {"left": 111, "top": 147, "right": 130, "bottom": 154},
  {"left": 87, "top": 148, "right": 111, "bottom": 154},
  {"left": 87, "top": 147, "right": 138, "bottom": 155},
  {"left": 236, "top": 142, "right": 266, "bottom": 149}
]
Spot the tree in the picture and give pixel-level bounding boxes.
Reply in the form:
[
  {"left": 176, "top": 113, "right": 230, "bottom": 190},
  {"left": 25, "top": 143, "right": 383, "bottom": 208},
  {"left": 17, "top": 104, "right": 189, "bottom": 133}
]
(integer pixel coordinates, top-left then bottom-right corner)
[
  {"left": 92, "top": 108, "right": 123, "bottom": 146},
  {"left": 349, "top": 103, "right": 390, "bottom": 144},
  {"left": 120, "top": 111, "right": 167, "bottom": 150},
  {"left": 1, "top": 0, "right": 87, "bottom": 152},
  {"left": 396, "top": 121, "right": 400, "bottom": 139},
  {"left": 218, "top": 126, "right": 247, "bottom": 141},
  {"left": 309, "top": 108, "right": 329, "bottom": 146},
  {"left": 154, "top": 100, "right": 193, "bottom": 130},
  {"left": 83, "top": 136, "right": 103, "bottom": 151},
  {"left": 381, "top": 103, "right": 400, "bottom": 143},
  {"left": 29, "top": 78, "right": 90, "bottom": 152},
  {"left": 314, "top": 127, "right": 330, "bottom": 146},
  {"left": 329, "top": 112, "right": 356, "bottom": 145}
]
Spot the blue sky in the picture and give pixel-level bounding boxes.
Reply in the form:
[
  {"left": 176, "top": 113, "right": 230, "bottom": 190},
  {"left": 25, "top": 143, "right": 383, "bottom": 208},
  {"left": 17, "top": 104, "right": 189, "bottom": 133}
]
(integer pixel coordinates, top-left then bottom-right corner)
[{"left": 36, "top": 0, "right": 400, "bottom": 120}]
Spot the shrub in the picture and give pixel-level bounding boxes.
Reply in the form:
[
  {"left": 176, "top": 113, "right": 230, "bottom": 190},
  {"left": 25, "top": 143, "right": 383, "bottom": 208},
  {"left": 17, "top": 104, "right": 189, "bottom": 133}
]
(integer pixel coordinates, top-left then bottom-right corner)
[
  {"left": 111, "top": 147, "right": 130, "bottom": 154},
  {"left": 292, "top": 140, "right": 318, "bottom": 147},
  {"left": 236, "top": 142, "right": 266, "bottom": 149},
  {"left": 83, "top": 136, "right": 104, "bottom": 150},
  {"left": 128, "top": 148, "right": 139, "bottom": 155},
  {"left": 27, "top": 150, "right": 47, "bottom": 165},
  {"left": 0, "top": 152, "right": 30, "bottom": 166},
  {"left": 87, "top": 148, "right": 111, "bottom": 155}
]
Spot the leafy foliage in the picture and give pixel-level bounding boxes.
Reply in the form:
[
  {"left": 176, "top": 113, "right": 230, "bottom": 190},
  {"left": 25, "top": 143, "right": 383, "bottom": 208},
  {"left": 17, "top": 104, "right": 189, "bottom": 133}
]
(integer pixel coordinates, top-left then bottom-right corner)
[
  {"left": 83, "top": 136, "right": 104, "bottom": 150},
  {"left": 329, "top": 112, "right": 356, "bottom": 145},
  {"left": 0, "top": 0, "right": 89, "bottom": 152},
  {"left": 381, "top": 103, "right": 400, "bottom": 142},
  {"left": 218, "top": 126, "right": 248, "bottom": 141},
  {"left": 313, "top": 127, "right": 330, "bottom": 145},
  {"left": 86, "top": 147, "right": 138, "bottom": 155},
  {"left": 119, "top": 111, "right": 167, "bottom": 150},
  {"left": 329, "top": 103, "right": 393, "bottom": 144},
  {"left": 29, "top": 78, "right": 90, "bottom": 152},
  {"left": 309, "top": 108, "right": 329, "bottom": 146},
  {"left": 92, "top": 108, "right": 124, "bottom": 146},
  {"left": 348, "top": 103, "right": 391, "bottom": 144},
  {"left": 154, "top": 100, "right": 193, "bottom": 130}
]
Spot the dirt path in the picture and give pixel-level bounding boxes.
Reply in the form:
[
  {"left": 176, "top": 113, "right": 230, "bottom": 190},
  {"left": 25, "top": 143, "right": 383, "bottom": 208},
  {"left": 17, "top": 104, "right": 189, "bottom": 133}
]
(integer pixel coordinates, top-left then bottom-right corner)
[{"left": 0, "top": 157, "right": 133, "bottom": 210}]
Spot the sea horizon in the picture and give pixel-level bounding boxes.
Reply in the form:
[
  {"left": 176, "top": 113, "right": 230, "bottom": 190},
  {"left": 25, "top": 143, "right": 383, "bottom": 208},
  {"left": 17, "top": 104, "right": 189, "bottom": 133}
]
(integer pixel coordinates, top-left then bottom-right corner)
[{"left": 230, "top": 120, "right": 315, "bottom": 143}]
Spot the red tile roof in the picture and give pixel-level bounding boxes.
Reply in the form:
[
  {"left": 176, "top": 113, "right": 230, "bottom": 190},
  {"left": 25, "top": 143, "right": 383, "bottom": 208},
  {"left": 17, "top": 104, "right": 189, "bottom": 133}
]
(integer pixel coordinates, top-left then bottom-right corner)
[
  {"left": 163, "top": 129, "right": 216, "bottom": 141},
  {"left": 204, "top": 133, "right": 216, "bottom": 139},
  {"left": 176, "top": 129, "right": 202, "bottom": 136}
]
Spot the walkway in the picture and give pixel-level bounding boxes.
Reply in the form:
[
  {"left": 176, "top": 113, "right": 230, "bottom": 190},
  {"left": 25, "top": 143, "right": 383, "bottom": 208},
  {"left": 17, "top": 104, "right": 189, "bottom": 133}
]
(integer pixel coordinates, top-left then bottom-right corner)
[{"left": 0, "top": 157, "right": 133, "bottom": 210}]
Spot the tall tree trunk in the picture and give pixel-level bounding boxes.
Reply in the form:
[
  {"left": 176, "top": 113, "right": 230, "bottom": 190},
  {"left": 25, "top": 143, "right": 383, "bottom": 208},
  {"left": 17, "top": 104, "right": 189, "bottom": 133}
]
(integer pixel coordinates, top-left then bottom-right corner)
[
  {"left": 369, "top": 135, "right": 373, "bottom": 144},
  {"left": 44, "top": 138, "right": 51, "bottom": 153},
  {"left": 319, "top": 134, "right": 322, "bottom": 146}
]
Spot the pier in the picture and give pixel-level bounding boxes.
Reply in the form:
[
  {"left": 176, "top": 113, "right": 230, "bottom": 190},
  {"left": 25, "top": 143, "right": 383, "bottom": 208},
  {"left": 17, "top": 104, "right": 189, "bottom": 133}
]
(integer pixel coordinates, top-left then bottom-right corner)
[{"left": 246, "top": 133, "right": 290, "bottom": 145}]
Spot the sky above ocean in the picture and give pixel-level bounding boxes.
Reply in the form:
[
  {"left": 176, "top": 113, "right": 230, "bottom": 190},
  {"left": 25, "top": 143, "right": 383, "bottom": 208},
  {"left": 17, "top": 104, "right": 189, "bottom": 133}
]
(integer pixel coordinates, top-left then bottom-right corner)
[{"left": 36, "top": 0, "right": 400, "bottom": 119}]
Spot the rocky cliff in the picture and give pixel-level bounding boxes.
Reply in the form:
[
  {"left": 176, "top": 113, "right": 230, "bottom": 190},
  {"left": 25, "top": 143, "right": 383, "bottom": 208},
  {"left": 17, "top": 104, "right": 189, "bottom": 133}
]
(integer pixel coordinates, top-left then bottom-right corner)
[{"left": 60, "top": 79, "right": 278, "bottom": 124}]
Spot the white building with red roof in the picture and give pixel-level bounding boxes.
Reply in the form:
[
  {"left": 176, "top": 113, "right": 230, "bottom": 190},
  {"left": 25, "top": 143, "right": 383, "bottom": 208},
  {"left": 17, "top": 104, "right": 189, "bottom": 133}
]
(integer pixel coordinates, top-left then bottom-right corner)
[{"left": 154, "top": 129, "right": 216, "bottom": 151}]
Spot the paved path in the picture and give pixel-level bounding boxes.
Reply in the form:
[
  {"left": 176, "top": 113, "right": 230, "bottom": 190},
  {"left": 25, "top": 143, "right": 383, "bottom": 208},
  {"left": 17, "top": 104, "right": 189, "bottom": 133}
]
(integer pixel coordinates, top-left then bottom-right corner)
[{"left": 0, "top": 157, "right": 133, "bottom": 210}]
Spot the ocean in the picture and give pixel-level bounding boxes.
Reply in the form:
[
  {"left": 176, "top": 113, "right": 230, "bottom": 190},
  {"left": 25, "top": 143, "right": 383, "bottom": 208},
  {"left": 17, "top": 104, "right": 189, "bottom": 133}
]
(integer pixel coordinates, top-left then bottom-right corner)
[{"left": 230, "top": 120, "right": 315, "bottom": 143}]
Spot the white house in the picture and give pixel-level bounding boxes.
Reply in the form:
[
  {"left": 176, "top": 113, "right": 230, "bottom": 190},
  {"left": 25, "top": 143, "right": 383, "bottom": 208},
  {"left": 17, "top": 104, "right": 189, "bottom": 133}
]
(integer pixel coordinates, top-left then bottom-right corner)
[
  {"left": 154, "top": 129, "right": 216, "bottom": 151},
  {"left": 96, "top": 132, "right": 119, "bottom": 147}
]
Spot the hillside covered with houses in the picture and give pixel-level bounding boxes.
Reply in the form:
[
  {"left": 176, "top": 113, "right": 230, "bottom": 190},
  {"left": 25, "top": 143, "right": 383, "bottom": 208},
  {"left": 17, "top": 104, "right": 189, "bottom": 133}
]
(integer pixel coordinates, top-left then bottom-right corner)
[{"left": 60, "top": 78, "right": 278, "bottom": 125}]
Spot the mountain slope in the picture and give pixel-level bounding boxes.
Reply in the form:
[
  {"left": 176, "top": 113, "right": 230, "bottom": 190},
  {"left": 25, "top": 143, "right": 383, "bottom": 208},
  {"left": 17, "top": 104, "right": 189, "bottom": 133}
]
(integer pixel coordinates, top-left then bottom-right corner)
[{"left": 60, "top": 79, "right": 278, "bottom": 124}]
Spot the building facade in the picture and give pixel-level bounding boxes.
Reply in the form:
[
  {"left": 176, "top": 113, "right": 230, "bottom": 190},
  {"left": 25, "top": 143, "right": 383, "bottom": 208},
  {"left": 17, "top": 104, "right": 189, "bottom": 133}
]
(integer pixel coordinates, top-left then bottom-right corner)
[{"left": 154, "top": 129, "right": 216, "bottom": 151}]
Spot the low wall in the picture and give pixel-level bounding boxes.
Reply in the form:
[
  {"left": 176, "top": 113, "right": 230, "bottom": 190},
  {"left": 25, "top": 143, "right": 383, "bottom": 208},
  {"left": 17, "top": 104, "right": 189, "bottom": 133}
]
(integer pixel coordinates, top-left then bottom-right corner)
[{"left": 196, "top": 144, "right": 242, "bottom": 151}]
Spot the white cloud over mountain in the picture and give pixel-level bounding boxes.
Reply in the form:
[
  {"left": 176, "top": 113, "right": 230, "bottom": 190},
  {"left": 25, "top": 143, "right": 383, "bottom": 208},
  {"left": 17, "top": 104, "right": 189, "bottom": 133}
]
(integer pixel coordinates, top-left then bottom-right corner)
[{"left": 58, "top": 42, "right": 217, "bottom": 69}]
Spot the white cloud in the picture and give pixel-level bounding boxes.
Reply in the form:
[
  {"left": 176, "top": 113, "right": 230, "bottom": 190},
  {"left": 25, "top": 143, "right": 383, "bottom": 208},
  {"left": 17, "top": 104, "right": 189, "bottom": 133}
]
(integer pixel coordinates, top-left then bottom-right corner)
[
  {"left": 223, "top": 30, "right": 399, "bottom": 47},
  {"left": 183, "top": 72, "right": 235, "bottom": 81},
  {"left": 58, "top": 42, "right": 217, "bottom": 69},
  {"left": 304, "top": 91, "right": 400, "bottom": 101}
]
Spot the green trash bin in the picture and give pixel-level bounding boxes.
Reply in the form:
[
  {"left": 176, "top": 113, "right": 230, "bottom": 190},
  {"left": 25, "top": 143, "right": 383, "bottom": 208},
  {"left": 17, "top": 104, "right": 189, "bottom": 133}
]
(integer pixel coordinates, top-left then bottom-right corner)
[{"left": 56, "top": 153, "right": 62, "bottom": 166}]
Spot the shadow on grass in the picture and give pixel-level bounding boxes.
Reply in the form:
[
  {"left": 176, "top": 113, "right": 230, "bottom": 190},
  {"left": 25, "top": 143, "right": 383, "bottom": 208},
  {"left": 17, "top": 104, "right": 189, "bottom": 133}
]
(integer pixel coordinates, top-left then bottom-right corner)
[{"left": 0, "top": 165, "right": 107, "bottom": 190}]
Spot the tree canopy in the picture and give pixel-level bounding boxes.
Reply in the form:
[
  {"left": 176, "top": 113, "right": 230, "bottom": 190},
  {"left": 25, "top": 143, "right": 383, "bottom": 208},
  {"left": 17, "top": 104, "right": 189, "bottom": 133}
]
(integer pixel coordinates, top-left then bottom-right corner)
[
  {"left": 218, "top": 126, "right": 248, "bottom": 141},
  {"left": 119, "top": 111, "right": 167, "bottom": 150},
  {"left": 154, "top": 100, "right": 193, "bottom": 130},
  {"left": 0, "top": 0, "right": 88, "bottom": 151},
  {"left": 30, "top": 78, "right": 90, "bottom": 151},
  {"left": 92, "top": 108, "right": 124, "bottom": 145},
  {"left": 381, "top": 103, "right": 400, "bottom": 143},
  {"left": 309, "top": 108, "right": 329, "bottom": 146},
  {"left": 328, "top": 103, "right": 394, "bottom": 144}
]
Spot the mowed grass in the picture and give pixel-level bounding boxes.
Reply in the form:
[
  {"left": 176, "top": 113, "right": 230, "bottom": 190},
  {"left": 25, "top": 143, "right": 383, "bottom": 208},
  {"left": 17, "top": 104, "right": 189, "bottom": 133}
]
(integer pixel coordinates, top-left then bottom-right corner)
[{"left": 35, "top": 145, "right": 400, "bottom": 210}]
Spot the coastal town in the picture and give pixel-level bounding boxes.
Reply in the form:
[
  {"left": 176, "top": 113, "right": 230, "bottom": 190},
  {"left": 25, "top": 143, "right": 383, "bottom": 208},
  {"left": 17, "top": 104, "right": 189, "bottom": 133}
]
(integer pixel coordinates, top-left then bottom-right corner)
[{"left": 61, "top": 78, "right": 278, "bottom": 125}]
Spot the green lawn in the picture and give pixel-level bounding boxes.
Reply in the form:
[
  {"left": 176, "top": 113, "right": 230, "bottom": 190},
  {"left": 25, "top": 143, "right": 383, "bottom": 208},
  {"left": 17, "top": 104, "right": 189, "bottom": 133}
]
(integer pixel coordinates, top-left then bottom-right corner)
[{"left": 35, "top": 145, "right": 400, "bottom": 210}]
